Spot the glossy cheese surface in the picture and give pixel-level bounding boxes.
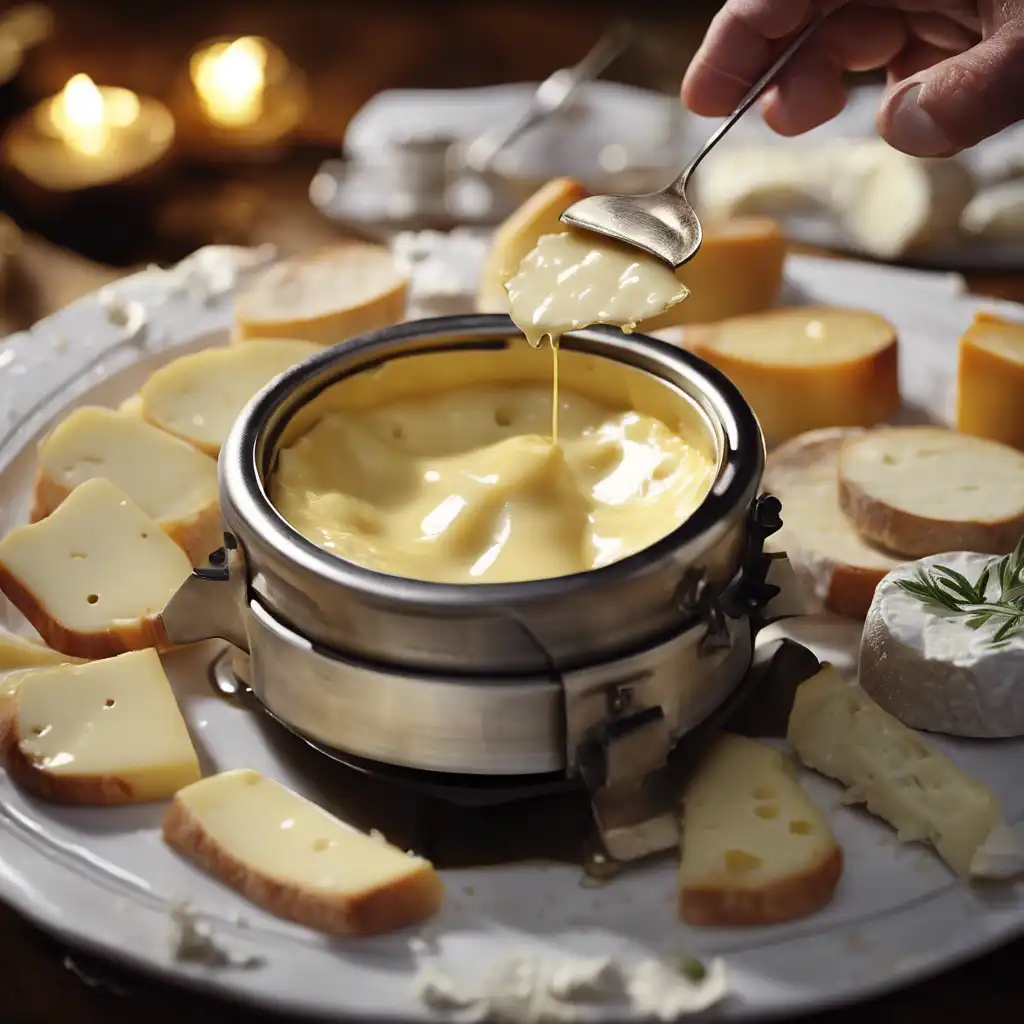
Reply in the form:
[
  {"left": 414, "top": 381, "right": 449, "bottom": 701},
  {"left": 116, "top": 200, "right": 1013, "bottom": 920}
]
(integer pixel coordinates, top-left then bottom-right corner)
[{"left": 271, "top": 384, "right": 716, "bottom": 584}]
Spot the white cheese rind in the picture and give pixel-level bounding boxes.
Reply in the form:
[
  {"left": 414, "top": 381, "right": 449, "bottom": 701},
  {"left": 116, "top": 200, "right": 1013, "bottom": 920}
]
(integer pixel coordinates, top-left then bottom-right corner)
[
  {"left": 860, "top": 552, "right": 1024, "bottom": 738},
  {"left": 162, "top": 768, "right": 444, "bottom": 936},
  {"left": 787, "top": 664, "right": 1004, "bottom": 877},
  {"left": 0, "top": 649, "right": 201, "bottom": 804},
  {"left": 0, "top": 477, "right": 192, "bottom": 657}
]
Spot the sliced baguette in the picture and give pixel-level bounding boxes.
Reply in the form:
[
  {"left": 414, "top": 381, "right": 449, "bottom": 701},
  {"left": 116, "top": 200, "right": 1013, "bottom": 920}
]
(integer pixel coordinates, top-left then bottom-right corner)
[
  {"left": 679, "top": 733, "right": 842, "bottom": 926},
  {"left": 164, "top": 769, "right": 444, "bottom": 936},
  {"left": 234, "top": 243, "right": 408, "bottom": 345},
  {"left": 956, "top": 313, "right": 1024, "bottom": 452},
  {"left": 32, "top": 406, "right": 222, "bottom": 566},
  {"left": 683, "top": 307, "right": 900, "bottom": 445},
  {"left": 838, "top": 427, "right": 1024, "bottom": 557},
  {"left": 0, "top": 649, "right": 200, "bottom": 804},
  {"left": 140, "top": 339, "right": 321, "bottom": 456},
  {"left": 475, "top": 177, "right": 589, "bottom": 314},
  {"left": 763, "top": 428, "right": 901, "bottom": 619},
  {"left": 0, "top": 478, "right": 191, "bottom": 658},
  {"left": 787, "top": 664, "right": 1004, "bottom": 878},
  {"left": 0, "top": 627, "right": 83, "bottom": 672}
]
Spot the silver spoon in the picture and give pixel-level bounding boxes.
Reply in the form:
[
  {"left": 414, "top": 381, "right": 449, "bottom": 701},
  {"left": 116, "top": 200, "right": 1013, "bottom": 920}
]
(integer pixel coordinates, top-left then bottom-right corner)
[{"left": 559, "top": 16, "right": 827, "bottom": 268}]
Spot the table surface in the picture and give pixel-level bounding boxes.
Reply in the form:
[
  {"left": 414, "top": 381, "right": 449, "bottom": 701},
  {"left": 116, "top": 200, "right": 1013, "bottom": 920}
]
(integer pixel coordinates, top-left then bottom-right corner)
[{"left": 1, "top": 193, "right": 1023, "bottom": 1022}]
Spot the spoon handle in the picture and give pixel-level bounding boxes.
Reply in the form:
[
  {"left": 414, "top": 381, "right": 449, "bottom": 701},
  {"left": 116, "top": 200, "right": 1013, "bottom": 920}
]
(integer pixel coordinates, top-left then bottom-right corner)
[{"left": 673, "top": 15, "right": 829, "bottom": 194}]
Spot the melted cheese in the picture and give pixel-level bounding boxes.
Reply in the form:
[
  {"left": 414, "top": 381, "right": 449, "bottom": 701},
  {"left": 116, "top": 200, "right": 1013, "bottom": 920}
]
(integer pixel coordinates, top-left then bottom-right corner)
[
  {"left": 271, "top": 385, "right": 715, "bottom": 584},
  {"left": 505, "top": 231, "right": 689, "bottom": 350}
]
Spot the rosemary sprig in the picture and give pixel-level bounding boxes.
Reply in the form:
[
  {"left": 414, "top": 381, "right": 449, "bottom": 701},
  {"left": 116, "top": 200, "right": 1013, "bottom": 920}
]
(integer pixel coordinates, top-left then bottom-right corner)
[{"left": 895, "top": 535, "right": 1024, "bottom": 649}]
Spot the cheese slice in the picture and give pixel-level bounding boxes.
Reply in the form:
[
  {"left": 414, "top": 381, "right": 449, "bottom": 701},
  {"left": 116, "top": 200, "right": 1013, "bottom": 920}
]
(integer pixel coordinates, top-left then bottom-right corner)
[
  {"left": 0, "top": 477, "right": 191, "bottom": 658},
  {"left": 787, "top": 664, "right": 1004, "bottom": 878},
  {"left": 234, "top": 243, "right": 409, "bottom": 345},
  {"left": 838, "top": 426, "right": 1024, "bottom": 557},
  {"left": 118, "top": 394, "right": 144, "bottom": 417},
  {"left": 0, "top": 649, "right": 200, "bottom": 804},
  {"left": 763, "top": 428, "right": 902, "bottom": 618},
  {"left": 140, "top": 340, "right": 321, "bottom": 456},
  {"left": 33, "top": 406, "right": 222, "bottom": 566},
  {"left": 678, "top": 733, "right": 842, "bottom": 926},
  {"left": 476, "top": 176, "right": 589, "bottom": 314},
  {"left": 0, "top": 626, "right": 83, "bottom": 672},
  {"left": 956, "top": 314, "right": 1024, "bottom": 453},
  {"left": 860, "top": 552, "right": 1024, "bottom": 738},
  {"left": 683, "top": 308, "right": 900, "bottom": 446},
  {"left": 163, "top": 769, "right": 444, "bottom": 936}
]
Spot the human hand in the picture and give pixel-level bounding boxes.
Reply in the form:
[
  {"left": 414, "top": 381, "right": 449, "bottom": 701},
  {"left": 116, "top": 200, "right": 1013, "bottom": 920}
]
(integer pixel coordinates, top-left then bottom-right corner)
[{"left": 681, "top": 1, "right": 1024, "bottom": 156}]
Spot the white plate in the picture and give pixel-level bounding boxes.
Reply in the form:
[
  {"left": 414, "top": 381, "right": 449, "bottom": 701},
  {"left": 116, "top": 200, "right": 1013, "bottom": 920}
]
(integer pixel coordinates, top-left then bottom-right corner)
[{"left": 1, "top": 245, "right": 1023, "bottom": 1022}]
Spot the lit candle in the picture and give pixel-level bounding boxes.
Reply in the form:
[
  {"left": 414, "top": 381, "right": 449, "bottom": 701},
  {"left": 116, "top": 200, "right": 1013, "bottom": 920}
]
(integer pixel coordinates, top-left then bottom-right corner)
[
  {"left": 179, "top": 35, "right": 306, "bottom": 154},
  {"left": 1, "top": 73, "right": 174, "bottom": 191}
]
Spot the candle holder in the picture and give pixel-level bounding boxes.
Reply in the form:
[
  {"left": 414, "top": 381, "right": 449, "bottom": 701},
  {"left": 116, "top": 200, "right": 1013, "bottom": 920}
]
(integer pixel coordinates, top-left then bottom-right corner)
[
  {"left": 172, "top": 35, "right": 307, "bottom": 162},
  {"left": 0, "top": 74, "right": 176, "bottom": 264}
]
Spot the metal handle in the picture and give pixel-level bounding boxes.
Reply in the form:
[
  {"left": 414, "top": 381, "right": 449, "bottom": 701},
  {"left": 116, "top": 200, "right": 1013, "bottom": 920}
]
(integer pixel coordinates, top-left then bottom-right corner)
[{"left": 672, "top": 14, "right": 829, "bottom": 195}]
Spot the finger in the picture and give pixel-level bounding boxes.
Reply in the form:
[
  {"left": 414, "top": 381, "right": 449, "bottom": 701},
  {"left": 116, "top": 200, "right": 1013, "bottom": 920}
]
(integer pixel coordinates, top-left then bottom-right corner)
[
  {"left": 887, "top": 37, "right": 960, "bottom": 82},
  {"left": 817, "top": 4, "right": 906, "bottom": 71},
  {"left": 878, "top": 26, "right": 1024, "bottom": 156},
  {"left": 761, "top": 46, "right": 847, "bottom": 134},
  {"left": 902, "top": 11, "right": 981, "bottom": 50}
]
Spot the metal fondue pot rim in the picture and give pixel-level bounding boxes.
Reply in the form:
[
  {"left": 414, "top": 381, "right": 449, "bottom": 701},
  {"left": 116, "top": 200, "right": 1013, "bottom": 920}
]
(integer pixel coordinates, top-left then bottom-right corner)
[{"left": 219, "top": 314, "right": 764, "bottom": 613}]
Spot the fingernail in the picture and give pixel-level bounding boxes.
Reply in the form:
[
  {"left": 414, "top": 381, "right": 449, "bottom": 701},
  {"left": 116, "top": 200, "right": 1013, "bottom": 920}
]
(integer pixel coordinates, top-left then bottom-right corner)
[{"left": 888, "top": 84, "right": 953, "bottom": 157}]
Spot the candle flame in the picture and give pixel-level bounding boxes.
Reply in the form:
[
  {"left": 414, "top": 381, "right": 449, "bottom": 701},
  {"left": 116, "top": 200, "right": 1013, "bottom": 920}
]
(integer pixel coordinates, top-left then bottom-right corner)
[
  {"left": 191, "top": 36, "right": 268, "bottom": 128},
  {"left": 53, "top": 74, "right": 107, "bottom": 155}
]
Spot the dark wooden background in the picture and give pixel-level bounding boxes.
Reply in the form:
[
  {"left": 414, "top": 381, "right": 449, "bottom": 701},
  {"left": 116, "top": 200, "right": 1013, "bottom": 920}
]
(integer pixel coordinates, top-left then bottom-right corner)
[{"left": 0, "top": 1, "right": 1022, "bottom": 1020}]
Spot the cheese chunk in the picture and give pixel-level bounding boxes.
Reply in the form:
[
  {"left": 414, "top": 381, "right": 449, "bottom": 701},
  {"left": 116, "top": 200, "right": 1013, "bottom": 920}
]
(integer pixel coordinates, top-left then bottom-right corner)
[
  {"left": 234, "top": 243, "right": 408, "bottom": 345},
  {"left": 33, "top": 406, "right": 222, "bottom": 565},
  {"left": 683, "top": 308, "right": 899, "bottom": 446},
  {"left": 0, "top": 649, "right": 200, "bottom": 804},
  {"left": 0, "top": 478, "right": 191, "bottom": 658},
  {"left": 763, "top": 428, "right": 902, "bottom": 619},
  {"left": 960, "top": 180, "right": 1024, "bottom": 242},
  {"left": 679, "top": 733, "right": 842, "bottom": 926},
  {"left": 140, "top": 340, "right": 320, "bottom": 456},
  {"left": 861, "top": 552, "right": 1024, "bottom": 738},
  {"left": 163, "top": 769, "right": 444, "bottom": 936},
  {"left": 838, "top": 427, "right": 1024, "bottom": 557},
  {"left": 787, "top": 664, "right": 1004, "bottom": 877},
  {"left": 475, "top": 177, "right": 588, "bottom": 314},
  {"left": 0, "top": 627, "right": 82, "bottom": 672},
  {"left": 956, "top": 314, "right": 1024, "bottom": 452}
]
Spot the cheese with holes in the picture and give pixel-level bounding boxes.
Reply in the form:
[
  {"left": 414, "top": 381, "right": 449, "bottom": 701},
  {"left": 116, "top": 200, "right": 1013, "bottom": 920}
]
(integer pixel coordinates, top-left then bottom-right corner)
[
  {"left": 956, "top": 314, "right": 1024, "bottom": 452},
  {"left": 787, "top": 664, "right": 1005, "bottom": 877},
  {"left": 33, "top": 406, "right": 221, "bottom": 565},
  {"left": 683, "top": 308, "right": 900, "bottom": 445},
  {"left": 163, "top": 769, "right": 444, "bottom": 935},
  {"left": 234, "top": 243, "right": 408, "bottom": 345},
  {"left": 678, "top": 733, "right": 842, "bottom": 926},
  {"left": 860, "top": 552, "right": 1024, "bottom": 738},
  {"left": 0, "top": 649, "right": 200, "bottom": 803},
  {"left": 0, "top": 477, "right": 191, "bottom": 658},
  {"left": 140, "top": 340, "right": 320, "bottom": 456},
  {"left": 0, "top": 627, "right": 82, "bottom": 672}
]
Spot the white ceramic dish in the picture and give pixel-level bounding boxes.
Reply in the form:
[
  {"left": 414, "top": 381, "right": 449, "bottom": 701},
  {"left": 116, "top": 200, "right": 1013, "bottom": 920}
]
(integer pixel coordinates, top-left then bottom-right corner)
[{"left": 0, "top": 244, "right": 1023, "bottom": 1022}]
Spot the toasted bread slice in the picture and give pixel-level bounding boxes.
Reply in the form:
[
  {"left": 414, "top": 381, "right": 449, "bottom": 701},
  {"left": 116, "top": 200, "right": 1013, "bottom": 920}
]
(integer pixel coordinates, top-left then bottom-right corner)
[
  {"left": 475, "top": 177, "right": 588, "bottom": 314},
  {"left": 683, "top": 307, "right": 900, "bottom": 445},
  {"left": 0, "top": 649, "right": 200, "bottom": 804},
  {"left": 838, "top": 426, "right": 1024, "bottom": 557},
  {"left": 140, "top": 340, "right": 320, "bottom": 456},
  {"left": 679, "top": 733, "right": 842, "bottom": 926},
  {"left": 0, "top": 478, "right": 191, "bottom": 658},
  {"left": 164, "top": 769, "right": 444, "bottom": 936},
  {"left": 956, "top": 313, "right": 1024, "bottom": 452},
  {"left": 787, "top": 664, "right": 1004, "bottom": 878},
  {"left": 234, "top": 244, "right": 408, "bottom": 345},
  {"left": 0, "top": 626, "right": 83, "bottom": 672},
  {"left": 763, "top": 428, "right": 901, "bottom": 619},
  {"left": 32, "top": 406, "right": 222, "bottom": 566}
]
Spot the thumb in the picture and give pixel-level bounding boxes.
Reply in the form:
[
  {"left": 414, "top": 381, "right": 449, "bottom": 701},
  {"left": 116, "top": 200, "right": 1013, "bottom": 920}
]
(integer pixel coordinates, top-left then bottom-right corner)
[{"left": 878, "top": 27, "right": 1024, "bottom": 157}]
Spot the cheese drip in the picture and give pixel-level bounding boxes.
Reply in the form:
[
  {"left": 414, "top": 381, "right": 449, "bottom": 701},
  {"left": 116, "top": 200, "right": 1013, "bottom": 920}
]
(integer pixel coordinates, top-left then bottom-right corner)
[
  {"left": 271, "top": 385, "right": 715, "bottom": 585},
  {"left": 505, "top": 230, "right": 689, "bottom": 444}
]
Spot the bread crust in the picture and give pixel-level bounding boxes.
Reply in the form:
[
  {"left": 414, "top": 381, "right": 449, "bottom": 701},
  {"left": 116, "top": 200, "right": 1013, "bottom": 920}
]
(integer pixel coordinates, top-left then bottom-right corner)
[
  {"left": 0, "top": 562, "right": 171, "bottom": 659},
  {"left": 163, "top": 798, "right": 444, "bottom": 936},
  {"left": 679, "top": 844, "right": 843, "bottom": 926}
]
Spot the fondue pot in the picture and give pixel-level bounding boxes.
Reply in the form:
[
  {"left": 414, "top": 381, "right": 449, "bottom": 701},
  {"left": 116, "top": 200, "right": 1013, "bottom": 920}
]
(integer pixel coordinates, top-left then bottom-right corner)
[{"left": 161, "top": 315, "right": 786, "bottom": 861}]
